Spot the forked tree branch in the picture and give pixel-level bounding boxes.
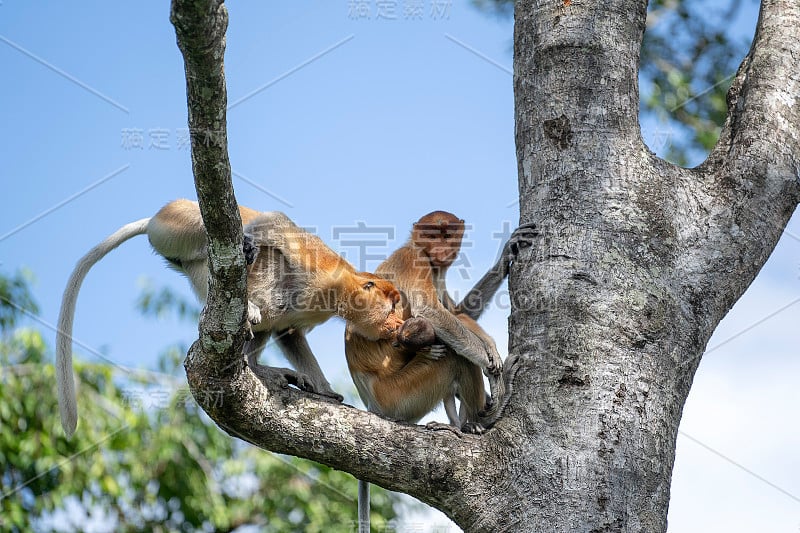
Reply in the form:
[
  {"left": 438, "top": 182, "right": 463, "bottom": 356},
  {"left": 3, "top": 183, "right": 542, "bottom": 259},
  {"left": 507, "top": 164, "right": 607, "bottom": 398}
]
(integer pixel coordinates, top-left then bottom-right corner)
[
  {"left": 169, "top": 0, "right": 484, "bottom": 519},
  {"left": 675, "top": 0, "right": 800, "bottom": 334}
]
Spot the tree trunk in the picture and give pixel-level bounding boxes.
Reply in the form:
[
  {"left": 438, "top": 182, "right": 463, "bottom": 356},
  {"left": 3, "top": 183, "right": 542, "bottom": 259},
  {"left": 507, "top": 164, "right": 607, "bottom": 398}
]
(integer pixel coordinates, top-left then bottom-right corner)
[
  {"left": 172, "top": 1, "right": 800, "bottom": 531},
  {"left": 504, "top": 0, "right": 800, "bottom": 530}
]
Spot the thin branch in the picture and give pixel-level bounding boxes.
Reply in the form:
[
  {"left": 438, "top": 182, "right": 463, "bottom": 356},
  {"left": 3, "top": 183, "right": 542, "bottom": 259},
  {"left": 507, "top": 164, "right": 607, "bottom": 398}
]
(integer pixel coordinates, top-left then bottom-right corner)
[{"left": 170, "top": 0, "right": 247, "bottom": 381}]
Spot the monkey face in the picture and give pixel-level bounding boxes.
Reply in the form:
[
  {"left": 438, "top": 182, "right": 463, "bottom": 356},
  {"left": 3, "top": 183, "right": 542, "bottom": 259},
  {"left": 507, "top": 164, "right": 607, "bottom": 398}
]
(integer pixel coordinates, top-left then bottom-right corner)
[
  {"left": 412, "top": 211, "right": 465, "bottom": 268},
  {"left": 416, "top": 227, "right": 464, "bottom": 267},
  {"left": 345, "top": 273, "right": 404, "bottom": 341}
]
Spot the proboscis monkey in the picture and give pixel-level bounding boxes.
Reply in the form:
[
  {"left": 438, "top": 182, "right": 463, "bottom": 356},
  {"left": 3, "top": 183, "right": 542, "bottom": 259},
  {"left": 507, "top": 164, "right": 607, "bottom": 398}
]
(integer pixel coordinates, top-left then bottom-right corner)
[
  {"left": 393, "top": 316, "right": 438, "bottom": 353},
  {"left": 345, "top": 211, "right": 536, "bottom": 531},
  {"left": 56, "top": 199, "right": 404, "bottom": 437},
  {"left": 345, "top": 212, "right": 537, "bottom": 428}
]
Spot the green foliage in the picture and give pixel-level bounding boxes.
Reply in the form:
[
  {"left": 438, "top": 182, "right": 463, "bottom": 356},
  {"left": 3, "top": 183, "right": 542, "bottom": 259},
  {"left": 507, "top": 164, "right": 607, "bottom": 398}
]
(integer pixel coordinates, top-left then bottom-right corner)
[
  {"left": 472, "top": 0, "right": 754, "bottom": 165},
  {"left": 0, "top": 269, "right": 38, "bottom": 332},
  {"left": 641, "top": 0, "right": 751, "bottom": 162},
  {"left": 0, "top": 274, "right": 401, "bottom": 531},
  {"left": 136, "top": 277, "right": 200, "bottom": 323}
]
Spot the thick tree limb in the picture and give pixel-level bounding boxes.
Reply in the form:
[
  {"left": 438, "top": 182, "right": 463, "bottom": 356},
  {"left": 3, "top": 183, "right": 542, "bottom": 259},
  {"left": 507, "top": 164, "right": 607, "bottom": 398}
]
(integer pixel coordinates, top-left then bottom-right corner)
[
  {"left": 679, "top": 0, "right": 800, "bottom": 331},
  {"left": 169, "top": 0, "right": 494, "bottom": 523}
]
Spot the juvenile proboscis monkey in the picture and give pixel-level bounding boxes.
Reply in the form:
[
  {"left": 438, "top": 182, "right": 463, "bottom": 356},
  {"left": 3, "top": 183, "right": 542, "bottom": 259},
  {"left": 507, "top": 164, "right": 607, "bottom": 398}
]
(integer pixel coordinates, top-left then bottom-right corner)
[
  {"left": 56, "top": 199, "right": 404, "bottom": 437},
  {"left": 393, "top": 316, "right": 438, "bottom": 353},
  {"left": 345, "top": 211, "right": 536, "bottom": 531}
]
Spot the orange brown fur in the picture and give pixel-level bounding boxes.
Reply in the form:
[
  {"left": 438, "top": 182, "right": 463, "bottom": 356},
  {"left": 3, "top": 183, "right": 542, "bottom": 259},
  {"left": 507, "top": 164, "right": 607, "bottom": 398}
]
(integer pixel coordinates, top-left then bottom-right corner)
[
  {"left": 56, "top": 199, "right": 403, "bottom": 436},
  {"left": 345, "top": 211, "right": 501, "bottom": 431}
]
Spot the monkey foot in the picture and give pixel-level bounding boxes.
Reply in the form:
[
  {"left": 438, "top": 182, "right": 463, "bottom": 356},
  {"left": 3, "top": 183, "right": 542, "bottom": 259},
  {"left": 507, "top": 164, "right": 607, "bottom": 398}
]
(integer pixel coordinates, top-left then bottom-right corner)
[
  {"left": 425, "top": 421, "right": 463, "bottom": 437},
  {"left": 250, "top": 364, "right": 310, "bottom": 394},
  {"left": 461, "top": 421, "right": 487, "bottom": 435},
  {"left": 315, "top": 388, "right": 344, "bottom": 403},
  {"left": 297, "top": 378, "right": 343, "bottom": 402}
]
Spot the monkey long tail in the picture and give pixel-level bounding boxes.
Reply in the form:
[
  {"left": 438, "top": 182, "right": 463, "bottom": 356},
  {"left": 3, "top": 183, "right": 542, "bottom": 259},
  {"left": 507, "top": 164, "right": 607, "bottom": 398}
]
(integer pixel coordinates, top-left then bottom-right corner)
[
  {"left": 480, "top": 361, "right": 514, "bottom": 429},
  {"left": 56, "top": 218, "right": 150, "bottom": 437},
  {"left": 358, "top": 479, "right": 370, "bottom": 533}
]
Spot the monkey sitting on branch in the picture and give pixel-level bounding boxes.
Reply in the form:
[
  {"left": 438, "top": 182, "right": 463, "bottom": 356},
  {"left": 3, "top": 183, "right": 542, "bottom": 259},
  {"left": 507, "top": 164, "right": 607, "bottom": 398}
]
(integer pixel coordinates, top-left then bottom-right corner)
[
  {"left": 56, "top": 199, "right": 405, "bottom": 437},
  {"left": 345, "top": 211, "right": 536, "bottom": 432},
  {"left": 345, "top": 211, "right": 536, "bottom": 531}
]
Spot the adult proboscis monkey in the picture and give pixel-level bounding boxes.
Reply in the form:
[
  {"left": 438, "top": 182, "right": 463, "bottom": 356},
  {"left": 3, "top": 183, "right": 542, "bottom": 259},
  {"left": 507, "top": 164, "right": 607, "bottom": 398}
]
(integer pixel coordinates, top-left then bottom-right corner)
[{"left": 56, "top": 199, "right": 405, "bottom": 437}]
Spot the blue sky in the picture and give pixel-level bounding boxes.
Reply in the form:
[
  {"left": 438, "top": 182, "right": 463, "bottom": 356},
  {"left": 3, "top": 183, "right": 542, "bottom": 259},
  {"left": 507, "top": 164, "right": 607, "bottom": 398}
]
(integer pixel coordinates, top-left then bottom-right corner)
[{"left": 1, "top": 2, "right": 798, "bottom": 531}]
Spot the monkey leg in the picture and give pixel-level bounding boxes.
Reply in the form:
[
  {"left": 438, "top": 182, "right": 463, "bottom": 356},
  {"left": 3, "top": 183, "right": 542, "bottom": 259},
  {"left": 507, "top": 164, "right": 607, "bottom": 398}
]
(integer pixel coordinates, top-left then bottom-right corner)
[
  {"left": 274, "top": 329, "right": 343, "bottom": 402},
  {"left": 243, "top": 233, "right": 257, "bottom": 264},
  {"left": 244, "top": 330, "right": 269, "bottom": 369},
  {"left": 244, "top": 331, "right": 314, "bottom": 393},
  {"left": 479, "top": 353, "right": 523, "bottom": 429},
  {"left": 485, "top": 371, "right": 506, "bottom": 421},
  {"left": 443, "top": 393, "right": 459, "bottom": 426},
  {"left": 453, "top": 360, "right": 490, "bottom": 434}
]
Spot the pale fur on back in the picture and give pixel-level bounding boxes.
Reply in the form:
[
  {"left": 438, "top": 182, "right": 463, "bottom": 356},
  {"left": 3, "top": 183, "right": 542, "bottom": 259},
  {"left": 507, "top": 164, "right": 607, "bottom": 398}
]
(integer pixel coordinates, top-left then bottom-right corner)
[
  {"left": 244, "top": 213, "right": 343, "bottom": 333},
  {"left": 56, "top": 218, "right": 150, "bottom": 437},
  {"left": 146, "top": 198, "right": 208, "bottom": 264}
]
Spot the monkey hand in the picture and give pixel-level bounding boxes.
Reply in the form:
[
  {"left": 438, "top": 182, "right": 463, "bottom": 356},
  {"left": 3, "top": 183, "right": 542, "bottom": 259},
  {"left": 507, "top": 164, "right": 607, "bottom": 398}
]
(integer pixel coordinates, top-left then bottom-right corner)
[
  {"left": 501, "top": 222, "right": 538, "bottom": 268},
  {"left": 484, "top": 346, "right": 503, "bottom": 377},
  {"left": 419, "top": 344, "right": 447, "bottom": 361},
  {"left": 247, "top": 301, "right": 262, "bottom": 325},
  {"left": 243, "top": 234, "right": 258, "bottom": 265}
]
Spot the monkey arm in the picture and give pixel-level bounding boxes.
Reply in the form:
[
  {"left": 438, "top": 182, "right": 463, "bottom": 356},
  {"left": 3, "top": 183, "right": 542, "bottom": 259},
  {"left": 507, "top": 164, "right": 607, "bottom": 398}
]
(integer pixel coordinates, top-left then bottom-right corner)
[
  {"left": 381, "top": 246, "right": 502, "bottom": 374},
  {"left": 456, "top": 222, "right": 539, "bottom": 320},
  {"left": 414, "top": 306, "right": 506, "bottom": 423},
  {"left": 455, "top": 264, "right": 508, "bottom": 321},
  {"left": 411, "top": 299, "right": 501, "bottom": 375}
]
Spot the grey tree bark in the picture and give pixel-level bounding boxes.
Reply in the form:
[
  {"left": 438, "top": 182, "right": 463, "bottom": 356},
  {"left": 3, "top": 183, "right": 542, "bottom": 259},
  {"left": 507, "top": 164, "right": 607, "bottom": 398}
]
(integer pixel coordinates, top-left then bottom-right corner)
[{"left": 171, "top": 1, "right": 800, "bottom": 531}]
